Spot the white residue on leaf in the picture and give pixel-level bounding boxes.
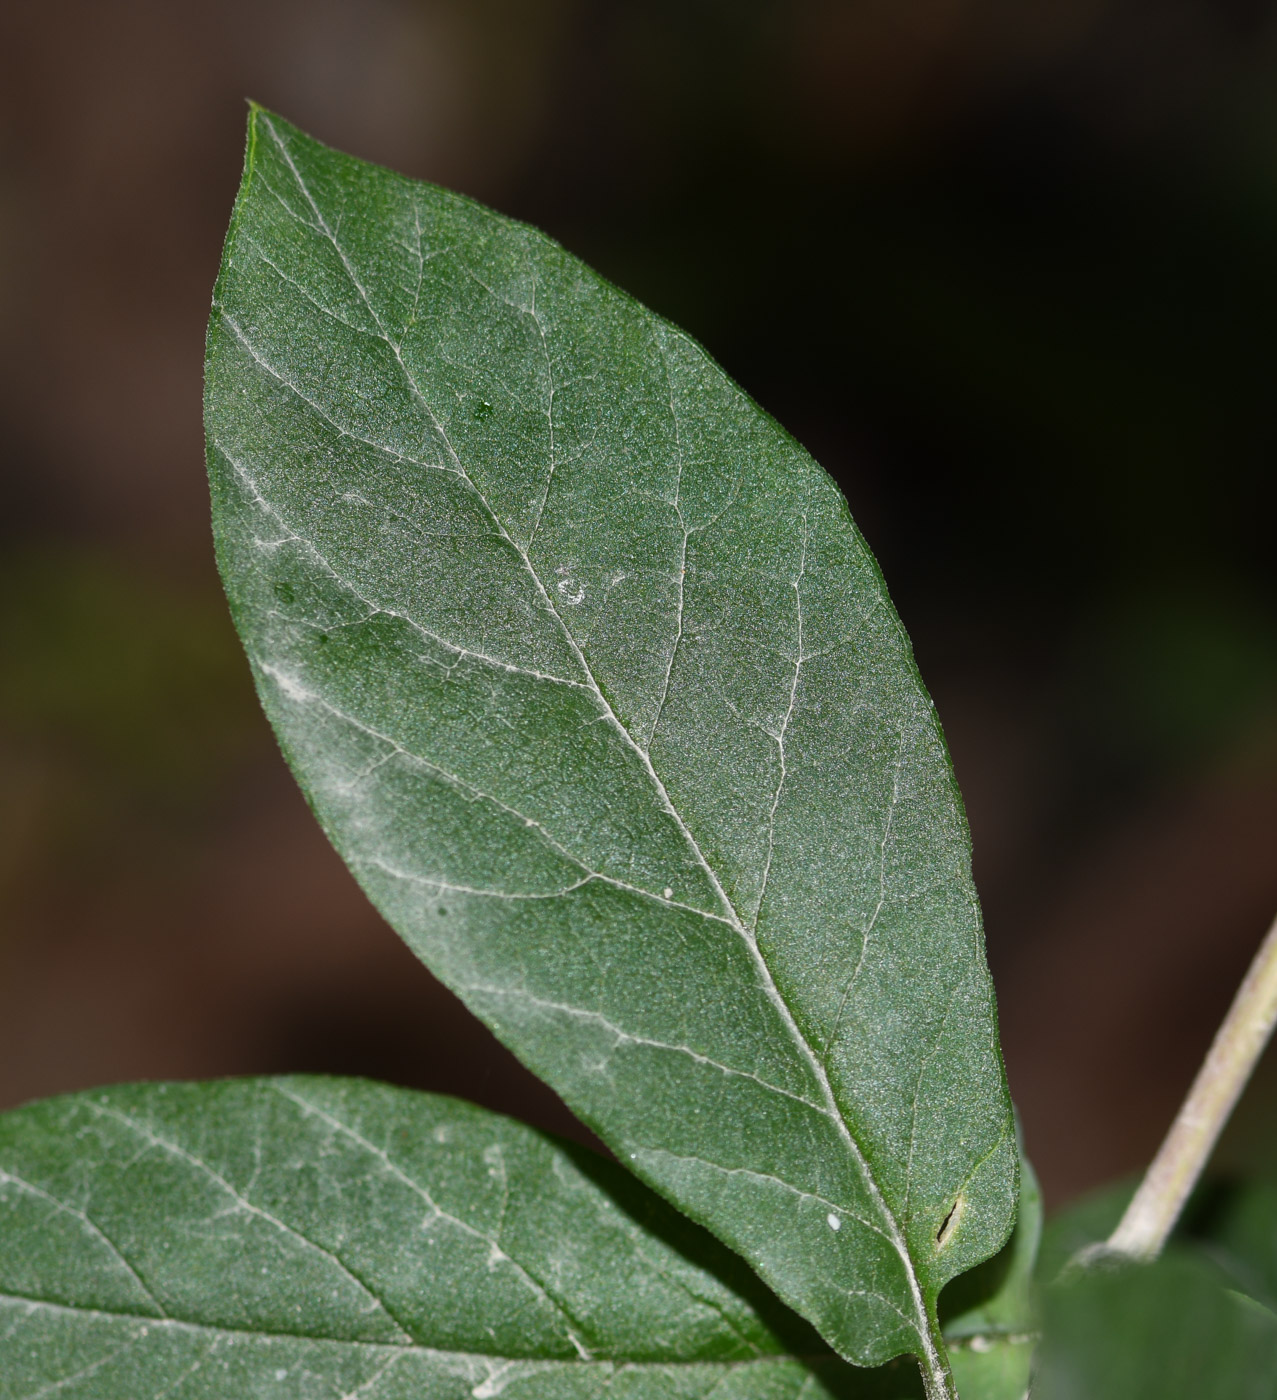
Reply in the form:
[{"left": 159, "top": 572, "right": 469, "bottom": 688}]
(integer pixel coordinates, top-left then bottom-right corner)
[
  {"left": 827, "top": 1213, "right": 841, "bottom": 1231},
  {"left": 472, "top": 1363, "right": 519, "bottom": 1398},
  {"left": 259, "top": 662, "right": 316, "bottom": 704},
  {"left": 555, "top": 565, "right": 585, "bottom": 605}
]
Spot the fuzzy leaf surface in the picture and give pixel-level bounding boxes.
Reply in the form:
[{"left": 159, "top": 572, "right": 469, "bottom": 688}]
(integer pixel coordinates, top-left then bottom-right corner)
[
  {"left": 205, "top": 108, "right": 1016, "bottom": 1378},
  {"left": 0, "top": 1077, "right": 932, "bottom": 1399}
]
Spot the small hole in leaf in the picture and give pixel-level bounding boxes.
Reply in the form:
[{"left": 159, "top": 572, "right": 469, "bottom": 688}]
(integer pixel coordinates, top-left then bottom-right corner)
[{"left": 936, "top": 1197, "right": 962, "bottom": 1247}]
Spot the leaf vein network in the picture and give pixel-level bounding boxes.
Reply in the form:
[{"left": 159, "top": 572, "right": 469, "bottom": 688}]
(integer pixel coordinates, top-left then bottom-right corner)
[
  {"left": 0, "top": 1168, "right": 166, "bottom": 1319},
  {"left": 84, "top": 1102, "right": 415, "bottom": 1343},
  {"left": 247, "top": 113, "right": 947, "bottom": 1381}
]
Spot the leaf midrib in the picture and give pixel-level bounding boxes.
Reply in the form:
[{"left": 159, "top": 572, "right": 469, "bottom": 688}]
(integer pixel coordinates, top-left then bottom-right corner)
[{"left": 233, "top": 111, "right": 942, "bottom": 1373}]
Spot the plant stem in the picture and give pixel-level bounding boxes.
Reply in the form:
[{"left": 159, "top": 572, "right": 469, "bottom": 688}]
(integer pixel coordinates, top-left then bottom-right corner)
[
  {"left": 1106, "top": 907, "right": 1277, "bottom": 1261},
  {"left": 921, "top": 1352, "right": 958, "bottom": 1400}
]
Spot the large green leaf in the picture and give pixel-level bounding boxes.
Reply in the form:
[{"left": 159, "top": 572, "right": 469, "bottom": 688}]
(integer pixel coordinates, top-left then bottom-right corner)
[
  {"left": 0, "top": 1077, "right": 931, "bottom": 1398},
  {"left": 1034, "top": 1252, "right": 1277, "bottom": 1399},
  {"left": 204, "top": 107, "right": 1016, "bottom": 1386},
  {"left": 1030, "top": 1174, "right": 1277, "bottom": 1394}
]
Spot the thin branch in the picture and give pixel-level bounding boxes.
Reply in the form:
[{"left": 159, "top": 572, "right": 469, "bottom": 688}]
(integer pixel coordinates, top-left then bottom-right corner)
[{"left": 1104, "top": 907, "right": 1277, "bottom": 1261}]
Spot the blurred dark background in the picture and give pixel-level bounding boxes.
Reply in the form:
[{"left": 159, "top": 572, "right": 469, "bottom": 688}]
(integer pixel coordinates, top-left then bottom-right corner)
[{"left": 1, "top": 0, "right": 1275, "bottom": 1209}]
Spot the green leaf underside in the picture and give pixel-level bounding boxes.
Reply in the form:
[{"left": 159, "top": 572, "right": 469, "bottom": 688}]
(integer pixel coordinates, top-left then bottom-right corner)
[
  {"left": 205, "top": 108, "right": 1015, "bottom": 1377},
  {"left": 0, "top": 1078, "right": 937, "bottom": 1399}
]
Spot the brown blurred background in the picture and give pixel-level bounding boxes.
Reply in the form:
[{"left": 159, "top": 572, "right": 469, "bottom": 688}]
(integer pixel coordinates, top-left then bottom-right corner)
[{"left": 1, "top": 0, "right": 1275, "bottom": 1210}]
